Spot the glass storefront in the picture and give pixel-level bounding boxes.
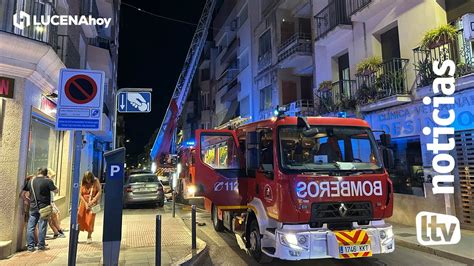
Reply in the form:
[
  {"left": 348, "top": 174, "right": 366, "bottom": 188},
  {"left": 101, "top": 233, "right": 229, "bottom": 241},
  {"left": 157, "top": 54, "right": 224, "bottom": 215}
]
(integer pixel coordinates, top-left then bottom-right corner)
[
  {"left": 26, "top": 113, "right": 60, "bottom": 178},
  {"left": 387, "top": 137, "right": 424, "bottom": 196}
]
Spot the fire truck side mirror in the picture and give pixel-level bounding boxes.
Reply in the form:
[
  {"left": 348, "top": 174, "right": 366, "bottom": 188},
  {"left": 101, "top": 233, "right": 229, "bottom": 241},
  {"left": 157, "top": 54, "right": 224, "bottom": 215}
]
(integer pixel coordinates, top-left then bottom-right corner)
[
  {"left": 380, "top": 133, "right": 391, "bottom": 147},
  {"left": 382, "top": 148, "right": 394, "bottom": 169},
  {"left": 246, "top": 132, "right": 259, "bottom": 176}
]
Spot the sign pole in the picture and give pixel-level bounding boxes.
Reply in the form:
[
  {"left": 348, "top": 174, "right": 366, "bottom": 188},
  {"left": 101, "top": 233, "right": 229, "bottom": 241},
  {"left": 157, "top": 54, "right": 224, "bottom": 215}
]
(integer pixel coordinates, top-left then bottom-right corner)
[{"left": 68, "top": 130, "right": 83, "bottom": 266}]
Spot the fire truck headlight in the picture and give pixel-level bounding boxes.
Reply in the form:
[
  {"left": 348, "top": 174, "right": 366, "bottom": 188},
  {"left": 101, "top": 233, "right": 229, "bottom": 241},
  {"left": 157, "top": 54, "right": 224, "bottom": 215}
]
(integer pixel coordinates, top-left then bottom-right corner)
[
  {"left": 380, "top": 230, "right": 387, "bottom": 240},
  {"left": 279, "top": 233, "right": 308, "bottom": 250},
  {"left": 187, "top": 185, "right": 196, "bottom": 195}
]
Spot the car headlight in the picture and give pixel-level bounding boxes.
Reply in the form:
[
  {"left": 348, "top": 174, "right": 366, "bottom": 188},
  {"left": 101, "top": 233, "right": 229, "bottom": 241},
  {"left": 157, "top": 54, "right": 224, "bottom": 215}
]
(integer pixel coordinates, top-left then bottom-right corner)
[{"left": 279, "top": 233, "right": 309, "bottom": 250}]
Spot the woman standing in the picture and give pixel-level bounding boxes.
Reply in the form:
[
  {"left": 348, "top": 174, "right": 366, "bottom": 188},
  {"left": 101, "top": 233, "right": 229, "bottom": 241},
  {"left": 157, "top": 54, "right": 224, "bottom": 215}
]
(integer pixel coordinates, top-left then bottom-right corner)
[{"left": 78, "top": 171, "right": 101, "bottom": 244}]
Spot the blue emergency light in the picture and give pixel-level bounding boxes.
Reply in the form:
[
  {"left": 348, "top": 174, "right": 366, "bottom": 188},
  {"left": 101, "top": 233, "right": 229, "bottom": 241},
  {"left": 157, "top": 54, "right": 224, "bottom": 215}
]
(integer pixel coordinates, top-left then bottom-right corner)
[
  {"left": 184, "top": 140, "right": 195, "bottom": 147},
  {"left": 337, "top": 112, "right": 347, "bottom": 118}
]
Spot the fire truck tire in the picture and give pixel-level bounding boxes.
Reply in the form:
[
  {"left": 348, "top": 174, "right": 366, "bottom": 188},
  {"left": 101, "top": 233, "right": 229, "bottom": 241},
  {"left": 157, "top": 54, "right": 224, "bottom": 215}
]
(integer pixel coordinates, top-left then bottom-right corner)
[
  {"left": 249, "top": 219, "right": 273, "bottom": 264},
  {"left": 212, "top": 204, "right": 224, "bottom": 232}
]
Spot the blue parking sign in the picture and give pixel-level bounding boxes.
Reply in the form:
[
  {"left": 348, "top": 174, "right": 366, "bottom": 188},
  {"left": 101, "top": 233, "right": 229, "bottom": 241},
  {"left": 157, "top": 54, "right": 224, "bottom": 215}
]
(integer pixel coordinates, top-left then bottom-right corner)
[{"left": 117, "top": 91, "right": 151, "bottom": 113}]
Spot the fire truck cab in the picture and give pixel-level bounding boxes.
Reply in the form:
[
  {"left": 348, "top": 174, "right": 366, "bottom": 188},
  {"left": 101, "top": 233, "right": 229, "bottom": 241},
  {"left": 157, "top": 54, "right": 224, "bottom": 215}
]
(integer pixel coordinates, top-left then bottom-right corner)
[{"left": 191, "top": 116, "right": 395, "bottom": 262}]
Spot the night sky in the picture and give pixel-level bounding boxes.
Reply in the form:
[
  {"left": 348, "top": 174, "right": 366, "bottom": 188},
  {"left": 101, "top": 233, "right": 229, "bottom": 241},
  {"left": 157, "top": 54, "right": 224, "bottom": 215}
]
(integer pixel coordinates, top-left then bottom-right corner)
[{"left": 117, "top": 1, "right": 206, "bottom": 160}]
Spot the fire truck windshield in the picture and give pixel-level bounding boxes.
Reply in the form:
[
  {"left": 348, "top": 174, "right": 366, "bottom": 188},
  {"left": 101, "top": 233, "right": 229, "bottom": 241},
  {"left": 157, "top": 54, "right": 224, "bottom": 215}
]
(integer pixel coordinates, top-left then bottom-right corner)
[{"left": 279, "top": 126, "right": 383, "bottom": 172}]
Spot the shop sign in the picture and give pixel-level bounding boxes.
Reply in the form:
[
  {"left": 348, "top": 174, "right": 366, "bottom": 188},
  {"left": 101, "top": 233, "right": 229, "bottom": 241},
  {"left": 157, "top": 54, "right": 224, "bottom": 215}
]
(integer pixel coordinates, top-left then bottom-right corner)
[
  {"left": 0, "top": 76, "right": 14, "bottom": 99},
  {"left": 364, "top": 89, "right": 474, "bottom": 138}
]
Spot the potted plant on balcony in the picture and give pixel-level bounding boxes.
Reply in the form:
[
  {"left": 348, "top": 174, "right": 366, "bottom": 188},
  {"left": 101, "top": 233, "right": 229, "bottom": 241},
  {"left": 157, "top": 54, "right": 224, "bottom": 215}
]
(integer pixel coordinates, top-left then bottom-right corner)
[
  {"left": 356, "top": 56, "right": 382, "bottom": 76},
  {"left": 420, "top": 24, "right": 457, "bottom": 49},
  {"left": 318, "top": 80, "right": 332, "bottom": 91}
]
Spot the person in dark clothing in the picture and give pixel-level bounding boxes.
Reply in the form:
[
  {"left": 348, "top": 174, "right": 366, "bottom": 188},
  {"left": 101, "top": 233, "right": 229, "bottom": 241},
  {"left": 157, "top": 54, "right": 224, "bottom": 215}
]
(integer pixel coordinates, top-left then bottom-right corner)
[{"left": 22, "top": 168, "right": 58, "bottom": 251}]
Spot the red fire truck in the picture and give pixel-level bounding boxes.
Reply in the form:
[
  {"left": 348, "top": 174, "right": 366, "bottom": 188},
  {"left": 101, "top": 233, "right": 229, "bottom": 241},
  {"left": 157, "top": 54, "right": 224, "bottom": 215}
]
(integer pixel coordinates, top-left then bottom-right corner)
[{"left": 186, "top": 115, "right": 395, "bottom": 262}]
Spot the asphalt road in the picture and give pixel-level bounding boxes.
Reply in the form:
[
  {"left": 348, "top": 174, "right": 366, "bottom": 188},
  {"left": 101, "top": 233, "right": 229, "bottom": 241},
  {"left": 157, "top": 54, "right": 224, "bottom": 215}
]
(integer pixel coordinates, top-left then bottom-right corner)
[{"left": 134, "top": 203, "right": 465, "bottom": 266}]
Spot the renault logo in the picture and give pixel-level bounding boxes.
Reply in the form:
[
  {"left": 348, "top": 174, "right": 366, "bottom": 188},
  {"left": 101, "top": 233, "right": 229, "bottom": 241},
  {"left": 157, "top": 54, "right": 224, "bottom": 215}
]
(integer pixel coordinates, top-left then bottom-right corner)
[{"left": 338, "top": 203, "right": 348, "bottom": 217}]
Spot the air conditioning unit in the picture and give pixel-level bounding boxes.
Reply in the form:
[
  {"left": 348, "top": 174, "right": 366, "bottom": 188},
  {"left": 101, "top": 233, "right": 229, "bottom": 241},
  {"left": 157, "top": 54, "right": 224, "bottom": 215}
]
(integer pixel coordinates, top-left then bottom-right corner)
[{"left": 462, "top": 13, "right": 474, "bottom": 41}]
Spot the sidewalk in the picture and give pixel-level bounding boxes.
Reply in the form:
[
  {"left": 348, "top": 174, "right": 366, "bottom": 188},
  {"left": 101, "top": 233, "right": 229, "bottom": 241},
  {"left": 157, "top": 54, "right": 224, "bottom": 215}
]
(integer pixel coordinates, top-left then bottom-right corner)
[
  {"left": 0, "top": 207, "right": 206, "bottom": 265},
  {"left": 392, "top": 222, "right": 474, "bottom": 265}
]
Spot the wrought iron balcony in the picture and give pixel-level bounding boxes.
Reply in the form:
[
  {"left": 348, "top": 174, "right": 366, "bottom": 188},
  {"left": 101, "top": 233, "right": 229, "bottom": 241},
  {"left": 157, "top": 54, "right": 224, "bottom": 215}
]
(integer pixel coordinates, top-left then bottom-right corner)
[
  {"left": 356, "top": 58, "right": 410, "bottom": 105},
  {"left": 283, "top": 99, "right": 316, "bottom": 116},
  {"left": 314, "top": 0, "right": 351, "bottom": 40},
  {"left": 217, "top": 66, "right": 239, "bottom": 90},
  {"left": 1, "top": 1, "right": 58, "bottom": 50},
  {"left": 317, "top": 80, "right": 356, "bottom": 114},
  {"left": 413, "top": 28, "right": 474, "bottom": 88},
  {"left": 346, "top": 0, "right": 372, "bottom": 15},
  {"left": 277, "top": 33, "right": 312, "bottom": 63},
  {"left": 258, "top": 51, "right": 272, "bottom": 72},
  {"left": 88, "top": 36, "right": 111, "bottom": 50}
]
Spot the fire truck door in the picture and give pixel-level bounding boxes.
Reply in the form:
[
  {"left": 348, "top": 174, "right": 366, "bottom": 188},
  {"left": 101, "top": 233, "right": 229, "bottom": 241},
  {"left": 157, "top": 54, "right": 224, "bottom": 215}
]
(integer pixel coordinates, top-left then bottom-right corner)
[{"left": 194, "top": 129, "right": 247, "bottom": 206}]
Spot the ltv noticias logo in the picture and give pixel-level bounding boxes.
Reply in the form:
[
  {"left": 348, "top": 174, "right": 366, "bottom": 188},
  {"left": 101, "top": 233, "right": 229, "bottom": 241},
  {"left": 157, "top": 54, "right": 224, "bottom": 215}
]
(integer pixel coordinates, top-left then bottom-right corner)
[
  {"left": 416, "top": 212, "right": 460, "bottom": 245},
  {"left": 13, "top": 11, "right": 111, "bottom": 30}
]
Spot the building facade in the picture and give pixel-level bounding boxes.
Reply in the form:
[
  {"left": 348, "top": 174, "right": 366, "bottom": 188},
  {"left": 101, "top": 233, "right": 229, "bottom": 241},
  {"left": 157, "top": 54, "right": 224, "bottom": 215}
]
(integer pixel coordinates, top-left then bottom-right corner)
[
  {"left": 312, "top": 0, "right": 474, "bottom": 229},
  {"left": 0, "top": 0, "right": 119, "bottom": 257}
]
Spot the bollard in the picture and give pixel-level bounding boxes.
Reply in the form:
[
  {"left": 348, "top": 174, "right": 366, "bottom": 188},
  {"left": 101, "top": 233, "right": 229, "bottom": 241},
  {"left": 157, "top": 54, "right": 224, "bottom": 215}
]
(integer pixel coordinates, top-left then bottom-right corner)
[
  {"left": 192, "top": 205, "right": 196, "bottom": 249},
  {"left": 172, "top": 191, "right": 176, "bottom": 218},
  {"left": 156, "top": 215, "right": 161, "bottom": 266}
]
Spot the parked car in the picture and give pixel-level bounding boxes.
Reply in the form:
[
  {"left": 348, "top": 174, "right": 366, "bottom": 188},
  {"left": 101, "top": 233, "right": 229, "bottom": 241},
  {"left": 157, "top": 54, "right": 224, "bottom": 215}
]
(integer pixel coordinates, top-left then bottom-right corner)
[
  {"left": 158, "top": 174, "right": 172, "bottom": 200},
  {"left": 123, "top": 173, "right": 164, "bottom": 208}
]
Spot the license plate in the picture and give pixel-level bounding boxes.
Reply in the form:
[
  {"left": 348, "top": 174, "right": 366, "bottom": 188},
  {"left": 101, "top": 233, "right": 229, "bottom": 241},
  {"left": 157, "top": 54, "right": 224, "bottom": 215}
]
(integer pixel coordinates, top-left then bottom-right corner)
[
  {"left": 334, "top": 229, "right": 372, "bottom": 259},
  {"left": 339, "top": 244, "right": 370, "bottom": 254}
]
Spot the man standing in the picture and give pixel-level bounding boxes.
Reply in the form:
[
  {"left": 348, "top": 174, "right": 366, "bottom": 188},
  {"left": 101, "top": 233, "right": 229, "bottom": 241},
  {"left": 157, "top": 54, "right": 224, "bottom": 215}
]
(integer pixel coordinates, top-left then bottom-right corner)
[{"left": 22, "top": 168, "right": 58, "bottom": 251}]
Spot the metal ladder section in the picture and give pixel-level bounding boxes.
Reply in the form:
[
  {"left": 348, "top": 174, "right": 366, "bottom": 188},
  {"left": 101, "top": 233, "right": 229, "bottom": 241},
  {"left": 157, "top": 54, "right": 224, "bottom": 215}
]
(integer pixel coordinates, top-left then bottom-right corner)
[{"left": 150, "top": 0, "right": 216, "bottom": 160}]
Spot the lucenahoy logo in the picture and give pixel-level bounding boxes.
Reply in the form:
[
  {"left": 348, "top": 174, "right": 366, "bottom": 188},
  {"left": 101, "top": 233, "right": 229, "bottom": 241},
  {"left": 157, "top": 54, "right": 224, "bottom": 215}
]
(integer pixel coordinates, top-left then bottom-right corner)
[{"left": 13, "top": 11, "right": 111, "bottom": 30}]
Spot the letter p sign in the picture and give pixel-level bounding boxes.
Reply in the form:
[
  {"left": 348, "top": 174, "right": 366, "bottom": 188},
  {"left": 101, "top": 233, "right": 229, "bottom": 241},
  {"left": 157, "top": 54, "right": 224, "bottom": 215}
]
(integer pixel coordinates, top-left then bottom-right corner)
[{"left": 109, "top": 164, "right": 123, "bottom": 179}]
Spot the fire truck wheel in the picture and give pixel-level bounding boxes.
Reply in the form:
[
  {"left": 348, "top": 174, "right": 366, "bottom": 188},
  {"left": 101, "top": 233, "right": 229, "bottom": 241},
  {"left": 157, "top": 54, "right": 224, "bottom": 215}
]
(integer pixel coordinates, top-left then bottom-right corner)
[
  {"left": 212, "top": 204, "right": 224, "bottom": 232},
  {"left": 249, "top": 219, "right": 273, "bottom": 263}
]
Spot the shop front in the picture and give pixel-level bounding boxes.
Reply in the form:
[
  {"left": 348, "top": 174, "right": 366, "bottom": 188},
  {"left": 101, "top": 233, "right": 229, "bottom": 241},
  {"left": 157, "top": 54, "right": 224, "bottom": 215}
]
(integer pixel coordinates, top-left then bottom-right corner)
[{"left": 363, "top": 83, "right": 474, "bottom": 229}]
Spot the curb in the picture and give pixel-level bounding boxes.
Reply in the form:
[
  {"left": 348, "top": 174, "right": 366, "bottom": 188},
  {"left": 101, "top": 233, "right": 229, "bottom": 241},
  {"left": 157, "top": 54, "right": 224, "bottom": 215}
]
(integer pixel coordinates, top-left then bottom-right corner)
[
  {"left": 172, "top": 239, "right": 208, "bottom": 266},
  {"left": 395, "top": 237, "right": 474, "bottom": 265}
]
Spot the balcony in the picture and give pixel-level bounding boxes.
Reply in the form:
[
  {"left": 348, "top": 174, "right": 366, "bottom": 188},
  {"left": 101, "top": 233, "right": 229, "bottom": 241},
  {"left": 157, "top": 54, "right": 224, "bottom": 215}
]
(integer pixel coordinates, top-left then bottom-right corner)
[
  {"left": 315, "top": 0, "right": 351, "bottom": 41},
  {"left": 413, "top": 29, "right": 474, "bottom": 88},
  {"left": 258, "top": 51, "right": 272, "bottom": 72},
  {"left": 278, "top": 0, "right": 312, "bottom": 18},
  {"left": 317, "top": 80, "right": 356, "bottom": 114},
  {"left": 346, "top": 0, "right": 372, "bottom": 15},
  {"left": 58, "top": 35, "right": 80, "bottom": 68},
  {"left": 217, "top": 66, "right": 239, "bottom": 91},
  {"left": 277, "top": 33, "right": 312, "bottom": 73},
  {"left": 1, "top": 1, "right": 58, "bottom": 50},
  {"left": 283, "top": 99, "right": 316, "bottom": 116},
  {"left": 356, "top": 58, "right": 411, "bottom": 111},
  {"left": 81, "top": 0, "right": 100, "bottom": 37},
  {"left": 88, "top": 36, "right": 111, "bottom": 51}
]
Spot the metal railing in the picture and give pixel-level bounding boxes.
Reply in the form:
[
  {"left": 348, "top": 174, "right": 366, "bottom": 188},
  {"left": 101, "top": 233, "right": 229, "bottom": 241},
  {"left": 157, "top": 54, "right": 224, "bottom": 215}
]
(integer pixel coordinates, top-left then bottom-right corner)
[
  {"left": 315, "top": 0, "right": 351, "bottom": 40},
  {"left": 413, "top": 29, "right": 474, "bottom": 88},
  {"left": 81, "top": 0, "right": 99, "bottom": 18},
  {"left": 283, "top": 99, "right": 316, "bottom": 116},
  {"left": 258, "top": 51, "right": 272, "bottom": 71},
  {"left": 356, "top": 58, "right": 409, "bottom": 105},
  {"left": 58, "top": 35, "right": 81, "bottom": 68},
  {"left": 1, "top": 1, "right": 58, "bottom": 50},
  {"left": 317, "top": 80, "right": 356, "bottom": 114},
  {"left": 346, "top": 0, "right": 371, "bottom": 15},
  {"left": 277, "top": 33, "right": 312, "bottom": 62},
  {"left": 217, "top": 67, "right": 239, "bottom": 90},
  {"left": 88, "top": 36, "right": 111, "bottom": 50}
]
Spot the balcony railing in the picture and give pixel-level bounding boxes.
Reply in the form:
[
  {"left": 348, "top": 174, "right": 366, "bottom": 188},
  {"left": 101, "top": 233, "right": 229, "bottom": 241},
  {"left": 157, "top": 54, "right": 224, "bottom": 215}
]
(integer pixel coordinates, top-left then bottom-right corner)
[
  {"left": 81, "top": 0, "right": 99, "bottom": 18},
  {"left": 317, "top": 80, "right": 356, "bottom": 114},
  {"left": 315, "top": 0, "right": 351, "bottom": 40},
  {"left": 58, "top": 35, "right": 81, "bottom": 68},
  {"left": 258, "top": 51, "right": 272, "bottom": 71},
  {"left": 88, "top": 36, "right": 111, "bottom": 50},
  {"left": 277, "top": 33, "right": 312, "bottom": 62},
  {"left": 346, "top": 0, "right": 372, "bottom": 15},
  {"left": 413, "top": 29, "right": 474, "bottom": 88},
  {"left": 217, "top": 67, "right": 239, "bottom": 90},
  {"left": 356, "top": 58, "right": 409, "bottom": 105},
  {"left": 283, "top": 99, "right": 316, "bottom": 116},
  {"left": 1, "top": 1, "right": 58, "bottom": 50}
]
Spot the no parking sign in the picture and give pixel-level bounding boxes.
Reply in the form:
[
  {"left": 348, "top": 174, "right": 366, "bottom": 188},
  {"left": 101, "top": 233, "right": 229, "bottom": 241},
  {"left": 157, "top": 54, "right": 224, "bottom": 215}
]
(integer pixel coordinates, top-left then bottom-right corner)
[{"left": 56, "top": 69, "right": 105, "bottom": 131}]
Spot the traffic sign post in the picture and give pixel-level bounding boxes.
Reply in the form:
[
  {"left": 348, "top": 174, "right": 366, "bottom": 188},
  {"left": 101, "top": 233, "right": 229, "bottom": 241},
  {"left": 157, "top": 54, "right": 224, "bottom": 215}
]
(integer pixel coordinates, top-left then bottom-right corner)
[{"left": 56, "top": 69, "right": 105, "bottom": 266}]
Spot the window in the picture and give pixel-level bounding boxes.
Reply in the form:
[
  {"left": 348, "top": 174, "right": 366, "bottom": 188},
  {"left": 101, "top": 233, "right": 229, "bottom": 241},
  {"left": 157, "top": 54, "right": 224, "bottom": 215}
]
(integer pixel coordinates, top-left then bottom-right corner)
[
  {"left": 201, "top": 68, "right": 210, "bottom": 81},
  {"left": 240, "top": 96, "right": 249, "bottom": 117},
  {"left": 239, "top": 4, "right": 248, "bottom": 27},
  {"left": 260, "top": 85, "right": 272, "bottom": 110},
  {"left": 200, "top": 134, "right": 240, "bottom": 169},
  {"left": 387, "top": 137, "right": 424, "bottom": 196},
  {"left": 259, "top": 129, "right": 273, "bottom": 172},
  {"left": 259, "top": 30, "right": 272, "bottom": 57},
  {"left": 0, "top": 99, "right": 4, "bottom": 146}
]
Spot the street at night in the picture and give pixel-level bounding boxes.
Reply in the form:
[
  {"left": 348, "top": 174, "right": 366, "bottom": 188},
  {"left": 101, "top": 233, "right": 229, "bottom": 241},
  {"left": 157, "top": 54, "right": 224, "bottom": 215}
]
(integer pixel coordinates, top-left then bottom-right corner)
[{"left": 1, "top": 0, "right": 474, "bottom": 265}]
